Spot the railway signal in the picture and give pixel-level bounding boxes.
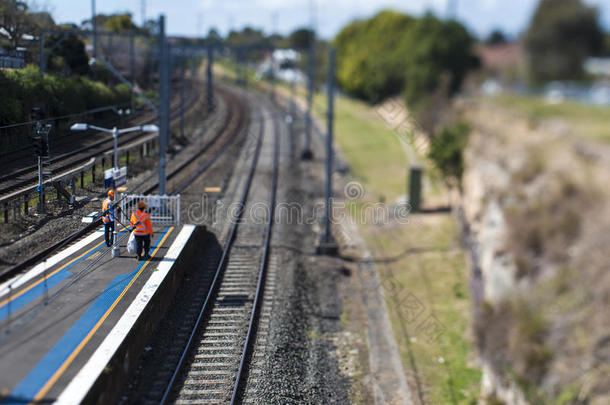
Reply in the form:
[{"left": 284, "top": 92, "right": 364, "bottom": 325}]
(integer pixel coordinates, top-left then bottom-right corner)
[{"left": 31, "top": 107, "right": 52, "bottom": 213}]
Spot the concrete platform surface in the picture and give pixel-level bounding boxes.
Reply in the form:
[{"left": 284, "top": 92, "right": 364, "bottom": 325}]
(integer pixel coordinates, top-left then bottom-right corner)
[{"left": 0, "top": 224, "right": 197, "bottom": 404}]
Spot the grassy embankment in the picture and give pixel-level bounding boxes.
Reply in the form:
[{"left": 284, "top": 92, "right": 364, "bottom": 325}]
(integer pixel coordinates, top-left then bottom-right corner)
[
  {"left": 309, "top": 90, "right": 482, "bottom": 403},
  {"left": 213, "top": 64, "right": 482, "bottom": 401},
  {"left": 493, "top": 94, "right": 610, "bottom": 143}
]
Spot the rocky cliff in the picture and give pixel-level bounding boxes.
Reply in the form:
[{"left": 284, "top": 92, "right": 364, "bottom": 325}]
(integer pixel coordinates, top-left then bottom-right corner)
[{"left": 457, "top": 99, "right": 610, "bottom": 404}]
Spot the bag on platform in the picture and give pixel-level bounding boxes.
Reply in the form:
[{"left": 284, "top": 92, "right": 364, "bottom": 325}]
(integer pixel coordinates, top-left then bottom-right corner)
[{"left": 127, "top": 231, "right": 137, "bottom": 254}]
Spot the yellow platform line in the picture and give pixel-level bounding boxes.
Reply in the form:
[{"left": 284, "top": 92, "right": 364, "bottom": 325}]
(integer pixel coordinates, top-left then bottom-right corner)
[
  {"left": 0, "top": 227, "right": 128, "bottom": 308},
  {"left": 30, "top": 227, "right": 174, "bottom": 404}
]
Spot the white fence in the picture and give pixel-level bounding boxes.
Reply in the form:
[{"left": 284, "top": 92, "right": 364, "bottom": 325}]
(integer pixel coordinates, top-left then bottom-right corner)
[{"left": 118, "top": 194, "right": 180, "bottom": 226}]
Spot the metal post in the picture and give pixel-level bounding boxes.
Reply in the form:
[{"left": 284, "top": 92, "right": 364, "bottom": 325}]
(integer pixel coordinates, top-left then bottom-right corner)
[
  {"left": 39, "top": 32, "right": 45, "bottom": 75},
  {"left": 112, "top": 186, "right": 119, "bottom": 257},
  {"left": 92, "top": 0, "right": 97, "bottom": 60},
  {"left": 270, "top": 49, "right": 275, "bottom": 101},
  {"left": 319, "top": 47, "right": 337, "bottom": 253},
  {"left": 158, "top": 15, "right": 169, "bottom": 195},
  {"left": 290, "top": 74, "right": 296, "bottom": 125},
  {"left": 207, "top": 45, "right": 214, "bottom": 113},
  {"left": 113, "top": 127, "right": 119, "bottom": 169},
  {"left": 180, "top": 55, "right": 185, "bottom": 139},
  {"left": 108, "top": 34, "right": 113, "bottom": 64},
  {"left": 37, "top": 156, "right": 44, "bottom": 213},
  {"left": 235, "top": 49, "right": 241, "bottom": 86},
  {"left": 130, "top": 32, "right": 135, "bottom": 110},
  {"left": 110, "top": 126, "right": 119, "bottom": 257},
  {"left": 302, "top": 34, "right": 315, "bottom": 160},
  {"left": 23, "top": 193, "right": 28, "bottom": 215}
]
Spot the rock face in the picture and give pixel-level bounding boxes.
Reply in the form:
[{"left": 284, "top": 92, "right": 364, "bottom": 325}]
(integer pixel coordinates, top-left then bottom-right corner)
[{"left": 458, "top": 100, "right": 610, "bottom": 404}]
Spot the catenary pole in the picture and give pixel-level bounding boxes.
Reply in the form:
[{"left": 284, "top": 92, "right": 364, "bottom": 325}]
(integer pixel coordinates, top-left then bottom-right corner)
[
  {"left": 158, "top": 15, "right": 169, "bottom": 194},
  {"left": 207, "top": 45, "right": 214, "bottom": 113},
  {"left": 323, "top": 47, "right": 336, "bottom": 245}
]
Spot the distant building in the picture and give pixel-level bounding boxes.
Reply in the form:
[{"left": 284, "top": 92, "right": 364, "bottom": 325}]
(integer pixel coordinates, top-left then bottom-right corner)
[
  {"left": 475, "top": 42, "right": 524, "bottom": 77},
  {"left": 0, "top": 49, "right": 26, "bottom": 69},
  {"left": 257, "top": 49, "right": 306, "bottom": 84}
]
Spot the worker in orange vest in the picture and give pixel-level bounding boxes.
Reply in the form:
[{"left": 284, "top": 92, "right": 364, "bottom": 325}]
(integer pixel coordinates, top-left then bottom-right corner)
[
  {"left": 102, "top": 190, "right": 116, "bottom": 247},
  {"left": 130, "top": 200, "right": 154, "bottom": 261}
]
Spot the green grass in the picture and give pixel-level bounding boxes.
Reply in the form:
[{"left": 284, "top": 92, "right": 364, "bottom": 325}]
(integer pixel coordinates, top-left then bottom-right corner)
[
  {"left": 310, "top": 92, "right": 409, "bottom": 201},
  {"left": 289, "top": 83, "right": 481, "bottom": 403},
  {"left": 367, "top": 217, "right": 481, "bottom": 405},
  {"left": 493, "top": 94, "right": 610, "bottom": 143}
]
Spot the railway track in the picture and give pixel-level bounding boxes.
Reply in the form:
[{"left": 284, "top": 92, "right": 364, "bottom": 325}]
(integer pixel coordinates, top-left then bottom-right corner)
[
  {"left": 0, "top": 79, "right": 200, "bottom": 200},
  {"left": 0, "top": 85, "right": 247, "bottom": 283},
  {"left": 151, "top": 97, "right": 280, "bottom": 405}
]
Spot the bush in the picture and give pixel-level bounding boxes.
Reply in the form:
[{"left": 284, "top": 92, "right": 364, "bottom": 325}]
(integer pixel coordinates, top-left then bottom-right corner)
[
  {"left": 0, "top": 64, "right": 130, "bottom": 126},
  {"left": 403, "top": 14, "right": 479, "bottom": 111},
  {"left": 428, "top": 121, "right": 470, "bottom": 184},
  {"left": 334, "top": 11, "right": 478, "bottom": 107},
  {"left": 0, "top": 65, "right": 131, "bottom": 153}
]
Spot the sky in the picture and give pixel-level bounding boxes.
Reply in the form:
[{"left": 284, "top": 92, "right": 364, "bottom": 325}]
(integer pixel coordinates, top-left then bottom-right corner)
[{"left": 43, "top": 0, "right": 610, "bottom": 40}]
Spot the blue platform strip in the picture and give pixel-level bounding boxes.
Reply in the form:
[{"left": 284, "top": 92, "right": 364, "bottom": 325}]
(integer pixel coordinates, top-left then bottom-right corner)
[
  {"left": 0, "top": 229, "right": 128, "bottom": 323},
  {"left": 3, "top": 227, "right": 170, "bottom": 404}
]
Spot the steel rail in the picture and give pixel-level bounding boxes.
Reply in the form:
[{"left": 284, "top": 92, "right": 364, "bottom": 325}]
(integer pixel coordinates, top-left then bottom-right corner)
[
  {"left": 230, "top": 101, "right": 279, "bottom": 405},
  {"left": 0, "top": 82, "right": 198, "bottom": 195},
  {"left": 0, "top": 87, "right": 244, "bottom": 284},
  {"left": 159, "top": 104, "right": 268, "bottom": 405}
]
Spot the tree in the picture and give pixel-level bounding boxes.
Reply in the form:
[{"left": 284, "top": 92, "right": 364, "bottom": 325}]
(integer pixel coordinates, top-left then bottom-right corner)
[
  {"left": 46, "top": 33, "right": 90, "bottom": 75},
  {"left": 486, "top": 29, "right": 507, "bottom": 45},
  {"left": 104, "top": 13, "right": 138, "bottom": 33},
  {"left": 525, "top": 0, "right": 603, "bottom": 82},
  {"left": 205, "top": 28, "right": 222, "bottom": 46},
  {"left": 0, "top": 0, "right": 34, "bottom": 49},
  {"left": 289, "top": 28, "right": 314, "bottom": 50},
  {"left": 402, "top": 14, "right": 478, "bottom": 110},
  {"left": 334, "top": 10, "right": 414, "bottom": 103}
]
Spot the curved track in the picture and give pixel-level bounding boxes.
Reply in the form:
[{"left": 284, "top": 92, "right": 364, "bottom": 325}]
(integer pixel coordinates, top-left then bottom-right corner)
[
  {"left": 0, "top": 86, "right": 247, "bottom": 283},
  {"left": 0, "top": 80, "right": 201, "bottom": 200}
]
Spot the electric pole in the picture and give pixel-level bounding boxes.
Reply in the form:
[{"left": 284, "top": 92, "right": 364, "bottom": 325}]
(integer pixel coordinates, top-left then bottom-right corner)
[
  {"left": 317, "top": 47, "right": 337, "bottom": 255},
  {"left": 158, "top": 15, "right": 169, "bottom": 195},
  {"left": 302, "top": 0, "right": 316, "bottom": 160},
  {"left": 92, "top": 0, "right": 97, "bottom": 59}
]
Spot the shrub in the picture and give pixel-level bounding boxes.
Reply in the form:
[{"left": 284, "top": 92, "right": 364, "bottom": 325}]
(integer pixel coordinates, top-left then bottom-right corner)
[
  {"left": 428, "top": 121, "right": 470, "bottom": 185},
  {"left": 0, "top": 65, "right": 130, "bottom": 125}
]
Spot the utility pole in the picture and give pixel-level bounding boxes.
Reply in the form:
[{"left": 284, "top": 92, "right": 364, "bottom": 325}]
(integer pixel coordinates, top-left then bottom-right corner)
[
  {"left": 92, "top": 0, "right": 97, "bottom": 60},
  {"left": 39, "top": 31, "right": 45, "bottom": 76},
  {"left": 447, "top": 0, "right": 458, "bottom": 19},
  {"left": 141, "top": 0, "right": 146, "bottom": 26},
  {"left": 158, "top": 15, "right": 169, "bottom": 195},
  {"left": 318, "top": 47, "right": 337, "bottom": 255},
  {"left": 180, "top": 55, "right": 186, "bottom": 139},
  {"left": 302, "top": 0, "right": 316, "bottom": 160},
  {"left": 269, "top": 49, "right": 275, "bottom": 101},
  {"left": 207, "top": 45, "right": 214, "bottom": 113},
  {"left": 130, "top": 32, "right": 135, "bottom": 110}
]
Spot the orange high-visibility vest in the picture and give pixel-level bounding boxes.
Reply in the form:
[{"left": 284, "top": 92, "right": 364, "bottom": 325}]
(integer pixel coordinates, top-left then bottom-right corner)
[
  {"left": 130, "top": 210, "right": 153, "bottom": 235},
  {"left": 102, "top": 198, "right": 114, "bottom": 223}
]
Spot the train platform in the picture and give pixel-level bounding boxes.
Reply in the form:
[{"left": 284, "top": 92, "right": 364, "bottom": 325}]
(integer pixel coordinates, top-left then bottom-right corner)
[{"left": 0, "top": 223, "right": 203, "bottom": 404}]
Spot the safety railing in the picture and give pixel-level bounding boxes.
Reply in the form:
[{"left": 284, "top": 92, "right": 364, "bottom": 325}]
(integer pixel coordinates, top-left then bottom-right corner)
[{"left": 118, "top": 194, "right": 180, "bottom": 225}]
